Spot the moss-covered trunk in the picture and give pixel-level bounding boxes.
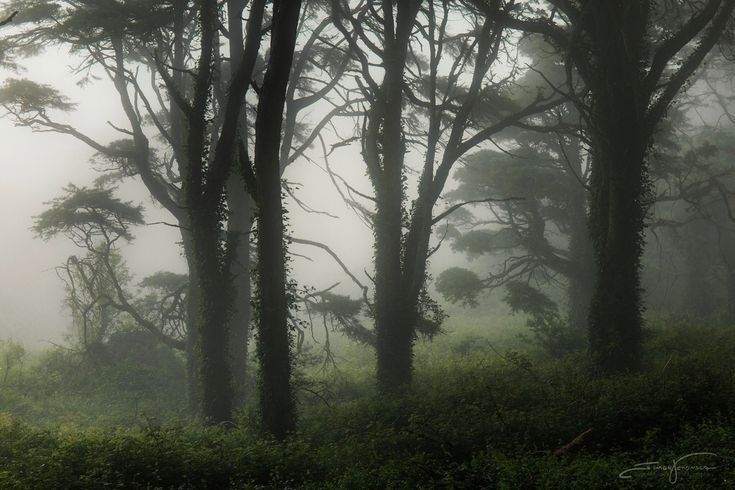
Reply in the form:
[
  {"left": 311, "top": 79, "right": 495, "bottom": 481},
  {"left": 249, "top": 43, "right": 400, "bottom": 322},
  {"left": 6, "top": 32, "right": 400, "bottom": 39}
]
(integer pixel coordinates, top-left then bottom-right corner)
[
  {"left": 588, "top": 148, "right": 647, "bottom": 374},
  {"left": 369, "top": 1, "right": 422, "bottom": 394},
  {"left": 189, "top": 212, "right": 234, "bottom": 423},
  {"left": 585, "top": 2, "right": 650, "bottom": 375},
  {"left": 182, "top": 234, "right": 202, "bottom": 417},
  {"left": 374, "top": 194, "right": 412, "bottom": 392}
]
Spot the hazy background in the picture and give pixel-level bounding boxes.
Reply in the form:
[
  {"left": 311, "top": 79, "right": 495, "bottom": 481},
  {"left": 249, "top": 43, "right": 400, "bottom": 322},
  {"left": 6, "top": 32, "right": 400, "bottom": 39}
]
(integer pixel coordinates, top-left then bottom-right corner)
[{"left": 0, "top": 46, "right": 470, "bottom": 346}]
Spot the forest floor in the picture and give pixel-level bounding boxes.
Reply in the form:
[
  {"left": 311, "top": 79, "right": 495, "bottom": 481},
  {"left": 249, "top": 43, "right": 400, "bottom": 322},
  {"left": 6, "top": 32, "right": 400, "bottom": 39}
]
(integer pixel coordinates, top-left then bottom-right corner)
[{"left": 0, "top": 315, "right": 733, "bottom": 488}]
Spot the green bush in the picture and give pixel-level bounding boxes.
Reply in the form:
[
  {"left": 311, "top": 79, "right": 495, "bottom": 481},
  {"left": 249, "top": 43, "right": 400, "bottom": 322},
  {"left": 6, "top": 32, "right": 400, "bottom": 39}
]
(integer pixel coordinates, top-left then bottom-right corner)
[{"left": 0, "top": 320, "right": 732, "bottom": 488}]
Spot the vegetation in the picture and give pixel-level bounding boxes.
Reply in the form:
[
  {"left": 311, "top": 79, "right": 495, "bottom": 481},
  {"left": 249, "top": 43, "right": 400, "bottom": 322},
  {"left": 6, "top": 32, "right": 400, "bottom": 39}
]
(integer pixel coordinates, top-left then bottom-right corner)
[
  {"left": 1, "top": 0, "right": 735, "bottom": 485},
  {"left": 0, "top": 319, "right": 733, "bottom": 487}
]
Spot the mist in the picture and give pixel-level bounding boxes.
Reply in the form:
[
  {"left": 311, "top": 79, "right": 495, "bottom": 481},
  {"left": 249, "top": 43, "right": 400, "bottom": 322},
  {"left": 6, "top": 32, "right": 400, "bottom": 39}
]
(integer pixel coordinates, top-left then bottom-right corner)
[{"left": 1, "top": 1, "right": 735, "bottom": 487}]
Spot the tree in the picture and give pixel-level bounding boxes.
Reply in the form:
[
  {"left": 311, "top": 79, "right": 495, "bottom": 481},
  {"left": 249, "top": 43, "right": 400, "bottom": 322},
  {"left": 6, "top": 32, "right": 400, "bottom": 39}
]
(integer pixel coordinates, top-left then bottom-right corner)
[
  {"left": 0, "top": 0, "right": 224, "bottom": 415},
  {"left": 33, "top": 185, "right": 188, "bottom": 353},
  {"left": 3, "top": 1, "right": 353, "bottom": 426},
  {"left": 331, "top": 0, "right": 560, "bottom": 392},
  {"left": 500, "top": 0, "right": 735, "bottom": 374},
  {"left": 248, "top": 0, "right": 304, "bottom": 440},
  {"left": 437, "top": 124, "right": 594, "bottom": 339},
  {"left": 649, "top": 125, "right": 735, "bottom": 319}
]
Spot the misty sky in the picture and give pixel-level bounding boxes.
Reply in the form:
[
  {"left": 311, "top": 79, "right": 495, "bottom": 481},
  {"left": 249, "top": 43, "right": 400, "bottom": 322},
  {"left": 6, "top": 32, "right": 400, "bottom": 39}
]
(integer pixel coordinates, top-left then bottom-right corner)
[{"left": 0, "top": 47, "right": 449, "bottom": 345}]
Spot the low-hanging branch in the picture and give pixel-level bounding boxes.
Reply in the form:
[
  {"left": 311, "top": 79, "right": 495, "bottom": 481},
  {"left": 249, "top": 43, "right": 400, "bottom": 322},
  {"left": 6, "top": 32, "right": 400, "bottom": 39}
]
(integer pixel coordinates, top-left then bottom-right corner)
[{"left": 289, "top": 236, "right": 371, "bottom": 309}]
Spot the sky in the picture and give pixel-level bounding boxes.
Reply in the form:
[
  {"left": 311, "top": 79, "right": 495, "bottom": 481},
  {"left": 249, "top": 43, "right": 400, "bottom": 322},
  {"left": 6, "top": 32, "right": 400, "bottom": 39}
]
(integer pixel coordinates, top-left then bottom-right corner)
[
  {"left": 0, "top": 46, "right": 390, "bottom": 346},
  {"left": 0, "top": 50, "right": 192, "bottom": 344},
  {"left": 0, "top": 9, "right": 524, "bottom": 348}
]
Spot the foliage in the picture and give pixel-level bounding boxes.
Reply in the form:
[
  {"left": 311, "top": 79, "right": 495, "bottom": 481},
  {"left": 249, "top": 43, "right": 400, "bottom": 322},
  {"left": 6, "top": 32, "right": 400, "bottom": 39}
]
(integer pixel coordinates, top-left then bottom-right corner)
[
  {"left": 436, "top": 267, "right": 486, "bottom": 307},
  {"left": 504, "top": 281, "right": 584, "bottom": 357},
  {"left": 0, "top": 331, "right": 187, "bottom": 428},
  {"left": 0, "top": 78, "right": 76, "bottom": 113},
  {"left": 0, "top": 340, "right": 26, "bottom": 385},
  {"left": 0, "top": 321, "right": 733, "bottom": 487},
  {"left": 33, "top": 184, "right": 144, "bottom": 243}
]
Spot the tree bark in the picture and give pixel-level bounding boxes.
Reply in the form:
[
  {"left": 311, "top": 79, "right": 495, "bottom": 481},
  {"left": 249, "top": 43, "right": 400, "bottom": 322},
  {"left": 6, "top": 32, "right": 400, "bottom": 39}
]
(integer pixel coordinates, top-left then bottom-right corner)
[
  {"left": 372, "top": 1, "right": 421, "bottom": 394},
  {"left": 189, "top": 211, "right": 234, "bottom": 423},
  {"left": 182, "top": 234, "right": 203, "bottom": 416},
  {"left": 585, "top": 1, "right": 650, "bottom": 375},
  {"left": 253, "top": 0, "right": 302, "bottom": 439},
  {"left": 226, "top": 178, "right": 252, "bottom": 409},
  {"left": 566, "top": 142, "right": 595, "bottom": 332},
  {"left": 225, "top": 0, "right": 253, "bottom": 411}
]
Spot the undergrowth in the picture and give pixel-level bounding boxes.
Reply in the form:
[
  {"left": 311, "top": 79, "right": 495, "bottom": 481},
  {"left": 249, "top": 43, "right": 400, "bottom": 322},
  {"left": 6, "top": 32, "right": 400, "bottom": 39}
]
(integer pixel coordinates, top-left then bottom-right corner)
[{"left": 0, "top": 318, "right": 733, "bottom": 487}]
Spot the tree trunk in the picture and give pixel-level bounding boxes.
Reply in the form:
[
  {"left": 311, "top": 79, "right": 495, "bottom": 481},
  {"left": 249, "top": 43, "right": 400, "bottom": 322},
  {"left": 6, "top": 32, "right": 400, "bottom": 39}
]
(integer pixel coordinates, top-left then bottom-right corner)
[
  {"left": 568, "top": 235, "right": 595, "bottom": 332},
  {"left": 371, "top": 1, "right": 421, "bottom": 394},
  {"left": 374, "top": 202, "right": 412, "bottom": 392},
  {"left": 585, "top": 2, "right": 649, "bottom": 375},
  {"left": 190, "top": 214, "right": 234, "bottom": 423},
  {"left": 225, "top": 0, "right": 252, "bottom": 411},
  {"left": 588, "top": 145, "right": 647, "bottom": 374},
  {"left": 183, "top": 238, "right": 203, "bottom": 417},
  {"left": 226, "top": 178, "right": 252, "bottom": 409},
  {"left": 253, "top": 0, "right": 301, "bottom": 440}
]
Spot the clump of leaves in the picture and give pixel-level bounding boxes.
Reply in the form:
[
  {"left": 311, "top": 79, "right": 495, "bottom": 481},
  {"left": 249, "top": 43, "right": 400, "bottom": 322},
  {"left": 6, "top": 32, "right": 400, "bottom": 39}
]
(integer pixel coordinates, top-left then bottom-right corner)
[
  {"left": 436, "top": 267, "right": 485, "bottom": 306},
  {"left": 33, "top": 184, "right": 144, "bottom": 242}
]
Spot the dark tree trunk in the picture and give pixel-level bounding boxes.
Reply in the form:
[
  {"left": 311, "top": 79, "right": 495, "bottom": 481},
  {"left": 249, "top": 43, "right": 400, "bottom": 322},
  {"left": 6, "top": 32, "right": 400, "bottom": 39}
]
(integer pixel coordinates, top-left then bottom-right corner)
[
  {"left": 189, "top": 213, "right": 234, "bottom": 423},
  {"left": 226, "top": 179, "right": 252, "bottom": 409},
  {"left": 585, "top": 2, "right": 650, "bottom": 375},
  {"left": 568, "top": 223, "right": 595, "bottom": 332},
  {"left": 371, "top": 0, "right": 421, "bottom": 395},
  {"left": 588, "top": 147, "right": 647, "bottom": 374},
  {"left": 182, "top": 0, "right": 265, "bottom": 425},
  {"left": 373, "top": 63, "right": 412, "bottom": 391},
  {"left": 253, "top": 0, "right": 302, "bottom": 440},
  {"left": 374, "top": 201, "right": 412, "bottom": 392},
  {"left": 183, "top": 236, "right": 203, "bottom": 416}
]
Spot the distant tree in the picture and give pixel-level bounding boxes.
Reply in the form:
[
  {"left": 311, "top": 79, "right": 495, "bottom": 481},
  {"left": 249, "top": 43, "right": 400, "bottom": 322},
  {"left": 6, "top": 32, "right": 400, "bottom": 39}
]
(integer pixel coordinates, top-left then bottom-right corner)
[
  {"left": 33, "top": 185, "right": 187, "bottom": 353},
  {"left": 437, "top": 107, "right": 594, "bottom": 337},
  {"left": 649, "top": 126, "right": 735, "bottom": 319},
  {"left": 0, "top": 339, "right": 26, "bottom": 385},
  {"left": 436, "top": 32, "right": 594, "bottom": 335}
]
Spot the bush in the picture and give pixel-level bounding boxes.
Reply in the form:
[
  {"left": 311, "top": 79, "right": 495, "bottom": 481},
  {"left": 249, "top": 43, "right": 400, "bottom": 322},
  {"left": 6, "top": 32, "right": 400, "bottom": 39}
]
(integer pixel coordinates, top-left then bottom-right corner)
[{"left": 0, "top": 321, "right": 732, "bottom": 487}]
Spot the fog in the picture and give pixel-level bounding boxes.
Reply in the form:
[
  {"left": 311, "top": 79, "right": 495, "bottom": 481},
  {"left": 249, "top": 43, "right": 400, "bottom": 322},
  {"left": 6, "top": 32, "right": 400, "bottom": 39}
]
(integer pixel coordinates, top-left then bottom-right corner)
[
  {"left": 0, "top": 51, "right": 187, "bottom": 343},
  {"left": 2, "top": 1, "right": 735, "bottom": 486},
  {"left": 0, "top": 48, "right": 472, "bottom": 346}
]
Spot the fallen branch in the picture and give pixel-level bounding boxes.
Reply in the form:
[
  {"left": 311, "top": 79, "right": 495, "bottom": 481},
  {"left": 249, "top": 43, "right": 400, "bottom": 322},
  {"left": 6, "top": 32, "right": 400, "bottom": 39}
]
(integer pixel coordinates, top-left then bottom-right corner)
[{"left": 553, "top": 428, "right": 593, "bottom": 457}]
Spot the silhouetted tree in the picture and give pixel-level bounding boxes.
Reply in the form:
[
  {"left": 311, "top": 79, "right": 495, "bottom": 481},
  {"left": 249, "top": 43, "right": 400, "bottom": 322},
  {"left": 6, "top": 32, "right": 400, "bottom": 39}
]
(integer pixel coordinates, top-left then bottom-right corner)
[
  {"left": 332, "top": 0, "right": 560, "bottom": 392},
  {"left": 33, "top": 185, "right": 188, "bottom": 353},
  {"left": 500, "top": 0, "right": 735, "bottom": 374},
  {"left": 248, "top": 0, "right": 303, "bottom": 440}
]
